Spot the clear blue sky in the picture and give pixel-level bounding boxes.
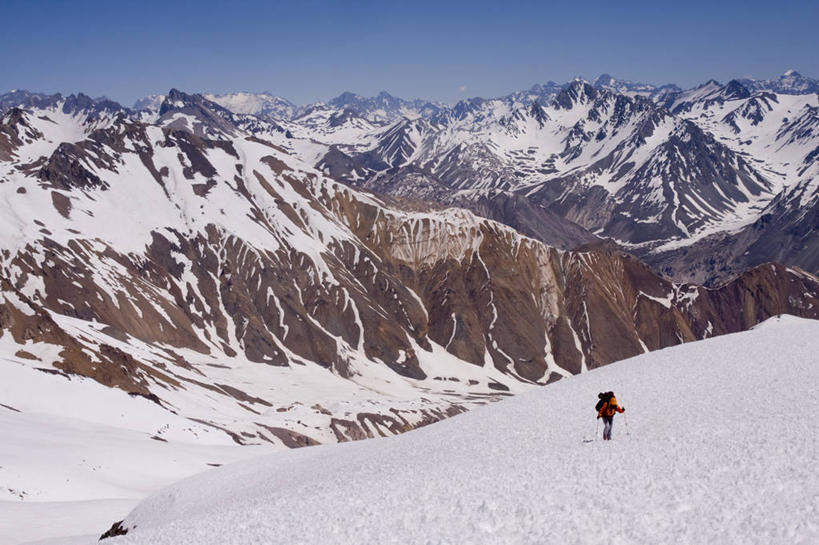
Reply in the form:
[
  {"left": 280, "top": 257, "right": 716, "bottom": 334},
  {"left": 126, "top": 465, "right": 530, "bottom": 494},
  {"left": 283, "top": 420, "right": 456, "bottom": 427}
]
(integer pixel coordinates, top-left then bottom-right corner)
[{"left": 2, "top": 0, "right": 817, "bottom": 107}]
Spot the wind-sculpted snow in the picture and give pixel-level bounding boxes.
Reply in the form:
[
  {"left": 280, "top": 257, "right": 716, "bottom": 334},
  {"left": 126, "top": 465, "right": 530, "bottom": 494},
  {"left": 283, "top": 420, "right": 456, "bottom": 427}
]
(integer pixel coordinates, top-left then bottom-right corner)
[{"left": 108, "top": 315, "right": 819, "bottom": 545}]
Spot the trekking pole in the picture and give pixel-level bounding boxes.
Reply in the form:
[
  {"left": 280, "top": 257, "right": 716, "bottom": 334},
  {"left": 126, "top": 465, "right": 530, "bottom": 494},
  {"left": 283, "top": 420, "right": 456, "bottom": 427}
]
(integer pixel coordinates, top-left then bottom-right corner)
[
  {"left": 624, "top": 412, "right": 631, "bottom": 437},
  {"left": 595, "top": 419, "right": 599, "bottom": 441}
]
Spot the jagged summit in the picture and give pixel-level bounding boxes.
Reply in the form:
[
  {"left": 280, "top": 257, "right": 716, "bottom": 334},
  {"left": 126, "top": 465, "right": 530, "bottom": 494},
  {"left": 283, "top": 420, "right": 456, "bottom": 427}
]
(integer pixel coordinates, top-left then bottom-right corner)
[
  {"left": 0, "top": 89, "right": 127, "bottom": 117},
  {"left": 553, "top": 79, "right": 599, "bottom": 109},
  {"left": 155, "top": 88, "right": 243, "bottom": 137},
  {"left": 723, "top": 79, "right": 751, "bottom": 100}
]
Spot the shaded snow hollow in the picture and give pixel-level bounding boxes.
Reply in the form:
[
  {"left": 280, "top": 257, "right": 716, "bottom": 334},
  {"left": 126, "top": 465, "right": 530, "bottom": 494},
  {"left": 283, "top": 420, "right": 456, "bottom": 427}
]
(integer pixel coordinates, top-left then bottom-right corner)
[{"left": 107, "top": 315, "right": 818, "bottom": 545}]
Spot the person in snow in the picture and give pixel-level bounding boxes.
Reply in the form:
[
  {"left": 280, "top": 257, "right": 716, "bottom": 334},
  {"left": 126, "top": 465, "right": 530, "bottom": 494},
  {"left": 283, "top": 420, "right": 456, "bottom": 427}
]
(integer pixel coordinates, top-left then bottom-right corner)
[{"left": 596, "top": 391, "right": 625, "bottom": 440}]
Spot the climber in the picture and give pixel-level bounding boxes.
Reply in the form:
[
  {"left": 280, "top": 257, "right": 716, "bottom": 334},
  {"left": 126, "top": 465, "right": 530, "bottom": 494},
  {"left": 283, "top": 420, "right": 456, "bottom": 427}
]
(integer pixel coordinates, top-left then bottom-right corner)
[{"left": 595, "top": 391, "right": 625, "bottom": 440}]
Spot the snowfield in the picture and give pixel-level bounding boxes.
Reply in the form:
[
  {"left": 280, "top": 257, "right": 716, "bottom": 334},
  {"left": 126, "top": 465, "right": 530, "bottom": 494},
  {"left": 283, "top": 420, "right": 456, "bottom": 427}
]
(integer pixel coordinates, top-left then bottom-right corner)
[
  {"left": 0, "top": 357, "right": 269, "bottom": 545},
  {"left": 93, "top": 315, "right": 819, "bottom": 545}
]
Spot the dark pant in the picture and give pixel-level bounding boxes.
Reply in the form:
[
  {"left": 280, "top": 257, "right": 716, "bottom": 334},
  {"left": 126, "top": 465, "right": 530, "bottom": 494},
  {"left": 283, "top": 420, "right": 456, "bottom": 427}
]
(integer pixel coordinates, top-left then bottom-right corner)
[{"left": 602, "top": 416, "right": 613, "bottom": 440}]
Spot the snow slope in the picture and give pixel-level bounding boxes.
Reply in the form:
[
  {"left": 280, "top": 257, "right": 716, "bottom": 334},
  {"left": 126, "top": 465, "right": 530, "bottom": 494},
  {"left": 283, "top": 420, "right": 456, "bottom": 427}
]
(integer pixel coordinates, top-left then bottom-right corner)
[
  {"left": 0, "top": 356, "right": 268, "bottom": 545},
  {"left": 101, "top": 315, "right": 818, "bottom": 545}
]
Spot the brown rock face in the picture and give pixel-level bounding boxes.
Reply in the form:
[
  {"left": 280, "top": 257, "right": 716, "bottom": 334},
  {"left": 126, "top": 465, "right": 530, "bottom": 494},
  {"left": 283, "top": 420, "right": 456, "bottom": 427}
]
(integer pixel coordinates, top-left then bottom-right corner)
[{"left": 322, "top": 187, "right": 819, "bottom": 381}]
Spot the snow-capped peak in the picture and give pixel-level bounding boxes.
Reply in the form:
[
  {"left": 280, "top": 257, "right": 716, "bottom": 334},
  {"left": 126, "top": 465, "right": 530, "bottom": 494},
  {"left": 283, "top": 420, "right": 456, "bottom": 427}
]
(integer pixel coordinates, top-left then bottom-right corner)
[
  {"left": 133, "top": 94, "right": 166, "bottom": 112},
  {"left": 737, "top": 70, "right": 819, "bottom": 95},
  {"left": 594, "top": 73, "right": 616, "bottom": 87}
]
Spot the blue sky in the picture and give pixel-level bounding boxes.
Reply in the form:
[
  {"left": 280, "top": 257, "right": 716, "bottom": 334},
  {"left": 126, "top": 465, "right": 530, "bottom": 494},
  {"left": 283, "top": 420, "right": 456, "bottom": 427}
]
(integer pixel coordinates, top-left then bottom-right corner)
[{"left": 2, "top": 0, "right": 817, "bottom": 106}]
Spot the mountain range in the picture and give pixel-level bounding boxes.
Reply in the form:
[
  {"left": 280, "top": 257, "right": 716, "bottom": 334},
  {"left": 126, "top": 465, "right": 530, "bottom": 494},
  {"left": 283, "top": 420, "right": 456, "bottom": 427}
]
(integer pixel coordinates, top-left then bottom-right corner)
[
  {"left": 172, "top": 72, "right": 816, "bottom": 288},
  {"left": 194, "top": 71, "right": 814, "bottom": 286},
  {"left": 0, "top": 70, "right": 817, "bottom": 455}
]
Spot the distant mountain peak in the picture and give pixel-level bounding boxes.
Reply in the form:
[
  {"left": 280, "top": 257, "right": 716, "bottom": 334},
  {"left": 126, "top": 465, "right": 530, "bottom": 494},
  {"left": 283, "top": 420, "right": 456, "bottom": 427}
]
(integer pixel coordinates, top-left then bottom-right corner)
[
  {"left": 723, "top": 80, "right": 751, "bottom": 100},
  {"left": 736, "top": 70, "right": 818, "bottom": 95},
  {"left": 594, "top": 73, "right": 615, "bottom": 86},
  {"left": 199, "top": 92, "right": 297, "bottom": 121},
  {"left": 133, "top": 94, "right": 165, "bottom": 111},
  {"left": 334, "top": 91, "right": 361, "bottom": 101},
  {"left": 590, "top": 74, "right": 681, "bottom": 101},
  {"left": 529, "top": 82, "right": 559, "bottom": 92},
  {"left": 554, "top": 79, "right": 598, "bottom": 109}
]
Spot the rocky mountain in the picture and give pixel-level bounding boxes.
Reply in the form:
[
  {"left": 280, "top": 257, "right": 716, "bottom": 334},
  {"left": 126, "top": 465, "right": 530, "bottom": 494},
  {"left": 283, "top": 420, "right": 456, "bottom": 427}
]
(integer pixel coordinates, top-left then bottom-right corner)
[
  {"left": 326, "top": 91, "right": 445, "bottom": 124},
  {"left": 660, "top": 79, "right": 754, "bottom": 114},
  {"left": 2, "top": 89, "right": 817, "bottom": 450},
  {"left": 203, "top": 92, "right": 299, "bottom": 121},
  {"left": 278, "top": 75, "right": 817, "bottom": 285},
  {"left": 133, "top": 94, "right": 166, "bottom": 112},
  {"left": 593, "top": 74, "right": 682, "bottom": 102},
  {"left": 737, "top": 70, "right": 819, "bottom": 95},
  {"left": 127, "top": 70, "right": 817, "bottom": 123},
  {"left": 1, "top": 90, "right": 53, "bottom": 112},
  {"left": 303, "top": 81, "right": 777, "bottom": 256},
  {"left": 642, "top": 79, "right": 819, "bottom": 282},
  {"left": 136, "top": 90, "right": 446, "bottom": 124},
  {"left": 1, "top": 90, "right": 127, "bottom": 118},
  {"left": 648, "top": 176, "right": 819, "bottom": 284}
]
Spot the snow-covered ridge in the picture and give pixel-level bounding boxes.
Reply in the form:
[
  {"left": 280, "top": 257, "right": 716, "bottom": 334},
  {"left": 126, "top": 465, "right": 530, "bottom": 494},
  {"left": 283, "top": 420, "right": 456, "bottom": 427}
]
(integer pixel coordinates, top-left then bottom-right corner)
[{"left": 108, "top": 315, "right": 819, "bottom": 545}]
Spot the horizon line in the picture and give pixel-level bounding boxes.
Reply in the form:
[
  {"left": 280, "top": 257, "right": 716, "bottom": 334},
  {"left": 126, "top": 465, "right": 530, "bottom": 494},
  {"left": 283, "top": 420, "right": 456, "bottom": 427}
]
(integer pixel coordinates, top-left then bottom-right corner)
[{"left": 3, "top": 68, "right": 814, "bottom": 110}]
